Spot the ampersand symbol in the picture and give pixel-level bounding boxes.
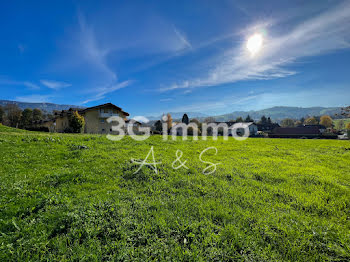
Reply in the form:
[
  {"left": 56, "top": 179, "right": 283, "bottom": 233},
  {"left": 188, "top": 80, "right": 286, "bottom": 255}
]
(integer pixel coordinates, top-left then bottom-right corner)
[{"left": 172, "top": 150, "right": 189, "bottom": 170}]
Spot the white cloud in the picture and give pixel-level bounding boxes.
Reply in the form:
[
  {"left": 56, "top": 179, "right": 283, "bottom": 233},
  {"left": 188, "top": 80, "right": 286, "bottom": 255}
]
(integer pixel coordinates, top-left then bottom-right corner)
[
  {"left": 0, "top": 79, "right": 40, "bottom": 90},
  {"left": 15, "top": 94, "right": 52, "bottom": 103},
  {"left": 23, "top": 82, "right": 40, "bottom": 90},
  {"left": 173, "top": 26, "right": 192, "bottom": 50},
  {"left": 161, "top": 1, "right": 350, "bottom": 92},
  {"left": 76, "top": 13, "right": 117, "bottom": 82},
  {"left": 40, "top": 80, "right": 71, "bottom": 90},
  {"left": 132, "top": 116, "right": 150, "bottom": 123},
  {"left": 81, "top": 80, "right": 132, "bottom": 104}
]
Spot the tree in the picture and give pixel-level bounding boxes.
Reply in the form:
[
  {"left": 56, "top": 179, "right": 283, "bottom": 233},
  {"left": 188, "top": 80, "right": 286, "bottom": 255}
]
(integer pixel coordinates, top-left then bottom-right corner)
[
  {"left": 190, "top": 118, "right": 202, "bottom": 131},
  {"left": 33, "top": 108, "right": 43, "bottom": 122},
  {"left": 69, "top": 111, "right": 85, "bottom": 133},
  {"left": 267, "top": 117, "right": 272, "bottom": 124},
  {"left": 320, "top": 115, "right": 333, "bottom": 128},
  {"left": 20, "top": 108, "right": 33, "bottom": 129},
  {"left": 346, "top": 122, "right": 350, "bottom": 137},
  {"left": 236, "top": 117, "right": 244, "bottom": 123},
  {"left": 182, "top": 114, "right": 189, "bottom": 125},
  {"left": 260, "top": 115, "right": 267, "bottom": 124},
  {"left": 245, "top": 115, "right": 253, "bottom": 122},
  {"left": 154, "top": 120, "right": 162, "bottom": 132},
  {"left": 204, "top": 117, "right": 215, "bottom": 123},
  {"left": 337, "top": 106, "right": 350, "bottom": 118},
  {"left": 335, "top": 119, "right": 345, "bottom": 130},
  {"left": 166, "top": 113, "right": 172, "bottom": 132},
  {"left": 5, "top": 104, "right": 22, "bottom": 127},
  {"left": 281, "top": 118, "right": 295, "bottom": 127},
  {"left": 304, "top": 117, "right": 318, "bottom": 125},
  {"left": 294, "top": 120, "right": 302, "bottom": 127},
  {"left": 45, "top": 113, "right": 54, "bottom": 120},
  {"left": 0, "top": 106, "right": 4, "bottom": 123}
]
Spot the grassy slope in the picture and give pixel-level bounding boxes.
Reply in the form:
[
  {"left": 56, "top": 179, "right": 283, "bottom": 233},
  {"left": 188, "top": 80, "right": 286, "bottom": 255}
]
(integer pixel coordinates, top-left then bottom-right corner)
[{"left": 0, "top": 125, "right": 349, "bottom": 261}]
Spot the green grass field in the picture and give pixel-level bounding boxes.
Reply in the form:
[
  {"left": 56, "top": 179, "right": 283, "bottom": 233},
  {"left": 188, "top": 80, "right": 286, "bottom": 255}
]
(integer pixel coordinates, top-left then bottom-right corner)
[{"left": 0, "top": 124, "right": 349, "bottom": 261}]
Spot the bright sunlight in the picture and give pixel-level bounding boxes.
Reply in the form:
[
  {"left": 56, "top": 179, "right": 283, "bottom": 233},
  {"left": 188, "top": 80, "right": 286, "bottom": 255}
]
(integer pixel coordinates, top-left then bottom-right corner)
[{"left": 246, "top": 33, "right": 263, "bottom": 55}]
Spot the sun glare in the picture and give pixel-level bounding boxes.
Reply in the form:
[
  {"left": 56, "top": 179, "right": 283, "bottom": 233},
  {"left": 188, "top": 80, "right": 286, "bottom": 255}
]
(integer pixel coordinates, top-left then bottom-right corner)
[{"left": 246, "top": 33, "right": 263, "bottom": 55}]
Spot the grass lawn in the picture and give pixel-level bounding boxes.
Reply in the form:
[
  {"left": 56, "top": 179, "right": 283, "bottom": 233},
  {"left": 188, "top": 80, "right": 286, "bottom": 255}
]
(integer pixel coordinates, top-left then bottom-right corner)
[{"left": 0, "top": 124, "right": 349, "bottom": 261}]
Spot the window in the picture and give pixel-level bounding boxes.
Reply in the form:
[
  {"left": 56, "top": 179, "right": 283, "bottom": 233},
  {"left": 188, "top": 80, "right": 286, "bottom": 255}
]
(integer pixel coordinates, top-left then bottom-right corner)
[
  {"left": 110, "top": 128, "right": 112, "bottom": 132},
  {"left": 103, "top": 108, "right": 109, "bottom": 113},
  {"left": 102, "top": 128, "right": 105, "bottom": 132},
  {"left": 100, "top": 119, "right": 105, "bottom": 123}
]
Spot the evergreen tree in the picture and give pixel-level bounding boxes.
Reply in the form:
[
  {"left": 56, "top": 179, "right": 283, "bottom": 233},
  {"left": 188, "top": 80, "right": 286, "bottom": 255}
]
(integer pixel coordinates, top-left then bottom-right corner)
[
  {"left": 245, "top": 115, "right": 253, "bottom": 122},
  {"left": 182, "top": 114, "right": 189, "bottom": 125},
  {"left": 154, "top": 120, "right": 162, "bottom": 132},
  {"left": 260, "top": 115, "right": 267, "bottom": 124}
]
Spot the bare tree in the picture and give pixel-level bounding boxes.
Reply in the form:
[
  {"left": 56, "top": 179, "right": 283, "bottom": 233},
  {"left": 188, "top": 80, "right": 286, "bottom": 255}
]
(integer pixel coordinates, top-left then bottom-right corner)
[
  {"left": 0, "top": 106, "right": 4, "bottom": 123},
  {"left": 5, "top": 104, "right": 22, "bottom": 127}
]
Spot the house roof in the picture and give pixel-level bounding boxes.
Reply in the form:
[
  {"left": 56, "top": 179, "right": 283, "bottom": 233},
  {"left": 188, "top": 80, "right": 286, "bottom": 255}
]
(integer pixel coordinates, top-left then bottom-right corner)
[
  {"left": 214, "top": 121, "right": 256, "bottom": 126},
  {"left": 273, "top": 127, "right": 321, "bottom": 135},
  {"left": 80, "top": 103, "right": 130, "bottom": 116},
  {"left": 300, "top": 124, "right": 326, "bottom": 129}
]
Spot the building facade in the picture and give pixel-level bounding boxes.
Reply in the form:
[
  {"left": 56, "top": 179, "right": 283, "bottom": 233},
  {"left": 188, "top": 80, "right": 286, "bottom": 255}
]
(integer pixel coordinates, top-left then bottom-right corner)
[{"left": 53, "top": 103, "right": 132, "bottom": 134}]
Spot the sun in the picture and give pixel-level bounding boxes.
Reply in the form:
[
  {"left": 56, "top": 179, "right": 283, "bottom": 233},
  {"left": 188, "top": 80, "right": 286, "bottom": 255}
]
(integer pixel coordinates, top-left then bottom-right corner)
[{"left": 246, "top": 33, "right": 263, "bottom": 55}]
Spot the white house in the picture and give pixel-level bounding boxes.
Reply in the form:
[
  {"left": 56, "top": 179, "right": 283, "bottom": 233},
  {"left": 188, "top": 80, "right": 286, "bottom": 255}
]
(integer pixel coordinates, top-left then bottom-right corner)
[{"left": 228, "top": 122, "right": 258, "bottom": 137}]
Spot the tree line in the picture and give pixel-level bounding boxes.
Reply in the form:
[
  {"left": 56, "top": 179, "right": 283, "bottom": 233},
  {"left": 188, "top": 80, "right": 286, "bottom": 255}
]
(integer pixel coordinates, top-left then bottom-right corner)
[{"left": 0, "top": 104, "right": 51, "bottom": 129}]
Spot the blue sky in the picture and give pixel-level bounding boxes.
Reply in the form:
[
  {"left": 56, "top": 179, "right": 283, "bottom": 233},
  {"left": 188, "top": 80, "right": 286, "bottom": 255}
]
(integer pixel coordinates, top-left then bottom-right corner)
[{"left": 1, "top": 0, "right": 350, "bottom": 117}]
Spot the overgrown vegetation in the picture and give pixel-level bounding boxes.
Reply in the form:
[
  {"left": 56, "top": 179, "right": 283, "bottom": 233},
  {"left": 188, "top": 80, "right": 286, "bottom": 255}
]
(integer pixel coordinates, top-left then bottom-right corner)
[{"left": 0, "top": 125, "right": 349, "bottom": 261}]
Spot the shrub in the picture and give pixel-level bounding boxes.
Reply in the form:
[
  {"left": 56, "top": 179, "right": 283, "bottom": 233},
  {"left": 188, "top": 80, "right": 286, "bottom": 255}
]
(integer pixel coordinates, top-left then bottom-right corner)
[{"left": 69, "top": 111, "right": 85, "bottom": 133}]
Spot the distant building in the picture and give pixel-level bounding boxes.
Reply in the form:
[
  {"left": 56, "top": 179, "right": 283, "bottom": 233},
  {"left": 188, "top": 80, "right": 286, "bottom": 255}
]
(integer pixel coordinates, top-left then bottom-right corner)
[
  {"left": 257, "top": 123, "right": 280, "bottom": 133},
  {"left": 229, "top": 122, "right": 258, "bottom": 137},
  {"left": 270, "top": 126, "right": 321, "bottom": 138},
  {"left": 50, "top": 103, "right": 140, "bottom": 134},
  {"left": 298, "top": 124, "right": 327, "bottom": 133}
]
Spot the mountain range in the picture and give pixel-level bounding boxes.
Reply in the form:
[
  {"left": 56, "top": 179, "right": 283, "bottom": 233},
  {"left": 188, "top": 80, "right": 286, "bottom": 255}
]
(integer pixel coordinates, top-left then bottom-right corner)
[
  {"left": 209, "top": 106, "right": 342, "bottom": 122},
  {"left": 0, "top": 100, "right": 85, "bottom": 113},
  {"left": 0, "top": 100, "right": 343, "bottom": 122},
  {"left": 147, "top": 107, "right": 342, "bottom": 122}
]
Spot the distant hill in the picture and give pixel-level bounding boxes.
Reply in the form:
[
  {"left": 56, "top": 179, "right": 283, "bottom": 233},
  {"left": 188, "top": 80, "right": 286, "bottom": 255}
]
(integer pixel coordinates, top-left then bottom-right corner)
[
  {"left": 0, "top": 100, "right": 85, "bottom": 113},
  {"left": 0, "top": 100, "right": 343, "bottom": 122},
  {"left": 209, "top": 106, "right": 342, "bottom": 122},
  {"left": 147, "top": 106, "right": 342, "bottom": 122},
  {"left": 147, "top": 112, "right": 209, "bottom": 121}
]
